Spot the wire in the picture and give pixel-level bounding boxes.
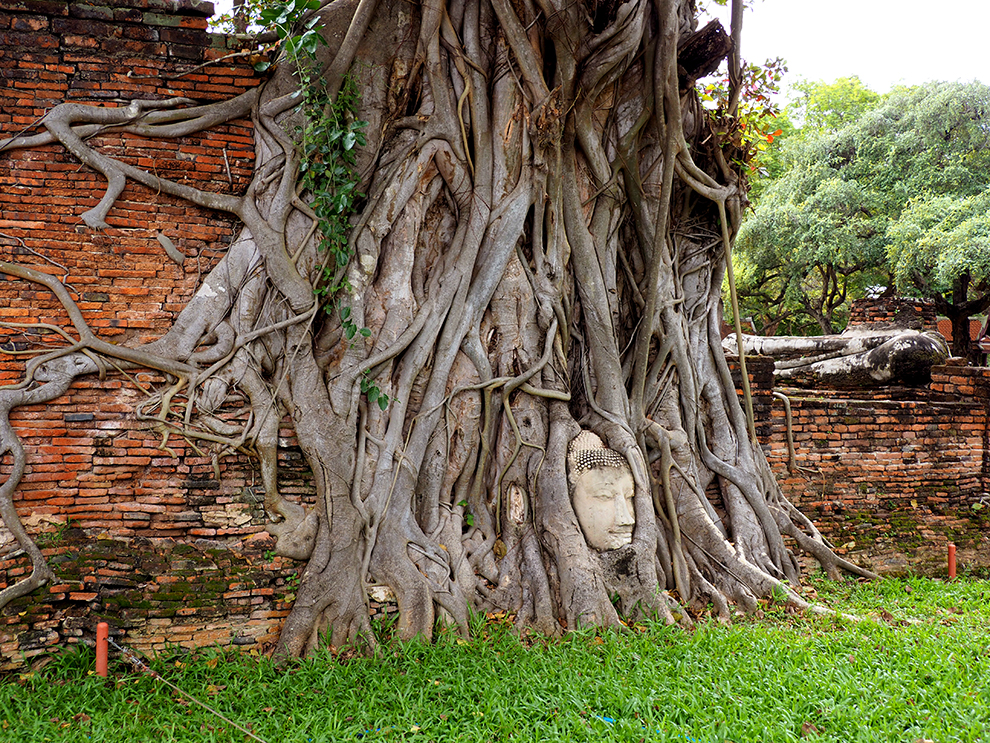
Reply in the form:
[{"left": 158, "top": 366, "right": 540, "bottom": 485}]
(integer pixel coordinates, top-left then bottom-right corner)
[{"left": 106, "top": 636, "right": 271, "bottom": 743}]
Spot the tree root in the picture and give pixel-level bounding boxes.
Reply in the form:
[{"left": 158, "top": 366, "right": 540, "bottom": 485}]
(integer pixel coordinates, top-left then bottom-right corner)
[{"left": 0, "top": 0, "right": 878, "bottom": 652}]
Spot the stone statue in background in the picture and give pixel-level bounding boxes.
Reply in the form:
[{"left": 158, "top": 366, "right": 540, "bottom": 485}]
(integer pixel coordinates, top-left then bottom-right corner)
[
  {"left": 567, "top": 431, "right": 636, "bottom": 551},
  {"left": 723, "top": 327, "right": 950, "bottom": 388}
]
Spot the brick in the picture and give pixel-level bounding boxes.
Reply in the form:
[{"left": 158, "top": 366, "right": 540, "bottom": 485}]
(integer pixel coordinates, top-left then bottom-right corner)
[
  {"left": 68, "top": 4, "right": 115, "bottom": 22},
  {"left": 53, "top": 17, "right": 116, "bottom": 36},
  {"left": 159, "top": 25, "right": 205, "bottom": 45},
  {"left": 64, "top": 413, "right": 95, "bottom": 422},
  {"left": 11, "top": 15, "right": 48, "bottom": 31}
]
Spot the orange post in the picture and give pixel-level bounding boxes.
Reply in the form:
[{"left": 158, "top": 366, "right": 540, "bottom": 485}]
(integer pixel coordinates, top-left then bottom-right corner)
[
  {"left": 948, "top": 543, "right": 956, "bottom": 580},
  {"left": 96, "top": 622, "right": 109, "bottom": 677}
]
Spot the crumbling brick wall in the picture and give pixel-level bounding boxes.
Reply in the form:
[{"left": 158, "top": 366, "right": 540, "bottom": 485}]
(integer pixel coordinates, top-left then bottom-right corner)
[
  {"left": 0, "top": 0, "right": 319, "bottom": 668},
  {"left": 725, "top": 351, "right": 990, "bottom": 576},
  {"left": 846, "top": 297, "right": 938, "bottom": 331},
  {"left": 761, "top": 364, "right": 989, "bottom": 575}
]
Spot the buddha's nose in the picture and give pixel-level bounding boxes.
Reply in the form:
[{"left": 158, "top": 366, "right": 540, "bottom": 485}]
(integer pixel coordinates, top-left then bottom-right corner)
[{"left": 615, "top": 494, "right": 635, "bottom": 526}]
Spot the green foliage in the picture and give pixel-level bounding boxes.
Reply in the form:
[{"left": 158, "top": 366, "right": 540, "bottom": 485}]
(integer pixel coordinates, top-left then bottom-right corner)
[
  {"left": 743, "top": 110, "right": 797, "bottom": 202},
  {"left": 260, "top": 0, "right": 326, "bottom": 64},
  {"left": 889, "top": 190, "right": 990, "bottom": 294},
  {"left": 360, "top": 369, "right": 390, "bottom": 411},
  {"left": 734, "top": 127, "right": 889, "bottom": 334},
  {"left": 298, "top": 73, "right": 367, "bottom": 295},
  {"left": 215, "top": 0, "right": 368, "bottom": 301},
  {"left": 735, "top": 80, "right": 990, "bottom": 335},
  {"left": 4, "top": 577, "right": 989, "bottom": 742},
  {"left": 790, "top": 76, "right": 881, "bottom": 131},
  {"left": 700, "top": 57, "right": 789, "bottom": 176}
]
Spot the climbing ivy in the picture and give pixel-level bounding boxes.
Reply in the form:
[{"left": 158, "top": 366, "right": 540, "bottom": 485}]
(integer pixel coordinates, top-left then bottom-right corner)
[
  {"left": 216, "top": 0, "right": 381, "bottom": 404},
  {"left": 297, "top": 72, "right": 367, "bottom": 299}
]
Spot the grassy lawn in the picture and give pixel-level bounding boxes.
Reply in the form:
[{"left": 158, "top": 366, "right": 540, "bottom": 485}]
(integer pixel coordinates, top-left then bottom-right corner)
[{"left": 2, "top": 575, "right": 988, "bottom": 743}]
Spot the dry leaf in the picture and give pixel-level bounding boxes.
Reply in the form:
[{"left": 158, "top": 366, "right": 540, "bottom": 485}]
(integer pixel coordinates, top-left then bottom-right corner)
[{"left": 800, "top": 721, "right": 820, "bottom": 736}]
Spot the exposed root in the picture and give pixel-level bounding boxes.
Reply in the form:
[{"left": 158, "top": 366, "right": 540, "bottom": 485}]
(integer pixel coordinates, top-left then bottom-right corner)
[{"left": 0, "top": 0, "right": 874, "bottom": 650}]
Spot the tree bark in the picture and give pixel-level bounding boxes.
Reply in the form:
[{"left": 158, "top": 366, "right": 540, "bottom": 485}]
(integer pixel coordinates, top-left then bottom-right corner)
[{"left": 0, "top": 0, "right": 873, "bottom": 652}]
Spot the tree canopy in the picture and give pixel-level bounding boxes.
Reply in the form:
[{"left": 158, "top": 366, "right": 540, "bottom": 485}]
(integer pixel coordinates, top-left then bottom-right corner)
[{"left": 734, "top": 79, "right": 990, "bottom": 349}]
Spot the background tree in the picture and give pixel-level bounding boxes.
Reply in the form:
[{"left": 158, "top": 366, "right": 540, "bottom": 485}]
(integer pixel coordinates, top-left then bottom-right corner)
[
  {"left": 0, "top": 0, "right": 868, "bottom": 658},
  {"left": 733, "top": 77, "right": 887, "bottom": 335},
  {"left": 889, "top": 190, "right": 990, "bottom": 358},
  {"left": 790, "top": 76, "right": 880, "bottom": 131},
  {"left": 734, "top": 79, "right": 990, "bottom": 345}
]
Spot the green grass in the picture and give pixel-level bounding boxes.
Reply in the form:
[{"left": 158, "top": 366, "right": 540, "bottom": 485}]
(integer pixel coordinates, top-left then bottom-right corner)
[{"left": 2, "top": 575, "right": 988, "bottom": 743}]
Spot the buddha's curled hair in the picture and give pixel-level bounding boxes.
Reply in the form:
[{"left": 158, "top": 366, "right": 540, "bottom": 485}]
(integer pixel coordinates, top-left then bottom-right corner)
[{"left": 567, "top": 431, "right": 629, "bottom": 485}]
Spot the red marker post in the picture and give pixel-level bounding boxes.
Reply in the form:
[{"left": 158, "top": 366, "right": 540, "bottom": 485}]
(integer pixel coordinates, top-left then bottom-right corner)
[
  {"left": 948, "top": 543, "right": 956, "bottom": 580},
  {"left": 96, "top": 622, "right": 109, "bottom": 677}
]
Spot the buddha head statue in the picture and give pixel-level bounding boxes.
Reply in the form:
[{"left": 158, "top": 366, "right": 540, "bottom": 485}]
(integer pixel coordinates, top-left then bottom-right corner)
[{"left": 567, "top": 431, "right": 635, "bottom": 551}]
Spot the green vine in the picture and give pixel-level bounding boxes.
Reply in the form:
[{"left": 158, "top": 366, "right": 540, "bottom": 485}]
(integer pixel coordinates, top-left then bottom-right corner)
[
  {"left": 297, "top": 72, "right": 367, "bottom": 299},
  {"left": 260, "top": 0, "right": 386, "bottom": 408},
  {"left": 213, "top": 0, "right": 384, "bottom": 406}
]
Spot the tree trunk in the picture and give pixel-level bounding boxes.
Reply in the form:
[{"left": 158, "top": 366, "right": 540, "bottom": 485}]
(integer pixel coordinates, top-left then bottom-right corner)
[
  {"left": 950, "top": 273, "right": 972, "bottom": 359},
  {"left": 0, "top": 0, "right": 874, "bottom": 654}
]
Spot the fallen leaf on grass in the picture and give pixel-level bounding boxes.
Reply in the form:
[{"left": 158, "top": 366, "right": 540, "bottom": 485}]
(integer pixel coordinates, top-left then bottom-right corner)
[
  {"left": 878, "top": 608, "right": 909, "bottom": 626},
  {"left": 800, "top": 721, "right": 820, "bottom": 736}
]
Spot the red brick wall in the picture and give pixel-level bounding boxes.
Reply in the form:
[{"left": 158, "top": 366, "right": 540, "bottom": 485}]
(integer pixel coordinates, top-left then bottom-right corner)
[
  {"left": 847, "top": 297, "right": 937, "bottom": 331},
  {"left": 0, "top": 0, "right": 323, "bottom": 667},
  {"left": 724, "top": 351, "right": 990, "bottom": 574},
  {"left": 761, "top": 363, "right": 990, "bottom": 575}
]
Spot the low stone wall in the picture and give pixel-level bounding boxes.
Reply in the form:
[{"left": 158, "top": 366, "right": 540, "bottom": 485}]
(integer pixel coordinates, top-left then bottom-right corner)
[
  {"left": 4, "top": 538, "right": 293, "bottom": 668},
  {"left": 762, "top": 363, "right": 990, "bottom": 575}
]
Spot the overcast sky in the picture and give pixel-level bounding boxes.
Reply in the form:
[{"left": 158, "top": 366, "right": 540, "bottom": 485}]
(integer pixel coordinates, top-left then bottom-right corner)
[{"left": 704, "top": 0, "right": 990, "bottom": 95}]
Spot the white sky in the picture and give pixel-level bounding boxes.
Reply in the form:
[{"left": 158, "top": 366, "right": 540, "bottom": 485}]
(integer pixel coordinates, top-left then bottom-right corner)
[
  {"left": 212, "top": 0, "right": 989, "bottom": 94},
  {"left": 705, "top": 0, "right": 990, "bottom": 95}
]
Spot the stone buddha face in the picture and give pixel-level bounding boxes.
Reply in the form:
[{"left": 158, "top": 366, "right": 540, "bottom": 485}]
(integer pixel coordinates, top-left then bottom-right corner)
[{"left": 568, "top": 432, "right": 636, "bottom": 551}]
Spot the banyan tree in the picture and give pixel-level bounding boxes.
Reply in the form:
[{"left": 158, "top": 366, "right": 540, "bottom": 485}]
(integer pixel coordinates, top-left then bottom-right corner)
[{"left": 0, "top": 0, "right": 874, "bottom": 658}]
